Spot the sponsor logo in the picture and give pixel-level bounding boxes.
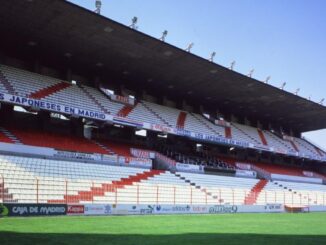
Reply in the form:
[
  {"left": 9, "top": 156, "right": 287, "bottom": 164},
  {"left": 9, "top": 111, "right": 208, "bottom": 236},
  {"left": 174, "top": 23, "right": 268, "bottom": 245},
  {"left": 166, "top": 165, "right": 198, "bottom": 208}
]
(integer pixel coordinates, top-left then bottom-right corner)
[
  {"left": 192, "top": 206, "right": 207, "bottom": 213},
  {"left": 0, "top": 204, "right": 9, "bottom": 217},
  {"left": 172, "top": 205, "right": 191, "bottom": 212},
  {"left": 3, "top": 204, "right": 66, "bottom": 216},
  {"left": 264, "top": 204, "right": 282, "bottom": 211},
  {"left": 67, "top": 205, "right": 84, "bottom": 214},
  {"left": 140, "top": 205, "right": 154, "bottom": 214},
  {"left": 104, "top": 205, "right": 111, "bottom": 214},
  {"left": 208, "top": 205, "right": 238, "bottom": 214}
]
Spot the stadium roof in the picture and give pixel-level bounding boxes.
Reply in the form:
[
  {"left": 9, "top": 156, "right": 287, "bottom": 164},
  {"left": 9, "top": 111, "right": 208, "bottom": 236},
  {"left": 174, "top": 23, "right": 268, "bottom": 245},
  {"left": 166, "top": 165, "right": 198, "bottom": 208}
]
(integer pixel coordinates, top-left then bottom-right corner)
[{"left": 0, "top": 0, "right": 326, "bottom": 133}]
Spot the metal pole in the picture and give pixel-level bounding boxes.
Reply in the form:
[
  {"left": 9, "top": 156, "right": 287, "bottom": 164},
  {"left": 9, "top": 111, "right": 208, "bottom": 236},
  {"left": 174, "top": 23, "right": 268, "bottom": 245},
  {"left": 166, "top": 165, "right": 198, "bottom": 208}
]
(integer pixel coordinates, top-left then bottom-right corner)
[
  {"left": 115, "top": 185, "right": 118, "bottom": 205},
  {"left": 0, "top": 175, "right": 3, "bottom": 203},
  {"left": 173, "top": 186, "right": 176, "bottom": 205},
  {"left": 36, "top": 178, "right": 39, "bottom": 204},
  {"left": 156, "top": 186, "right": 159, "bottom": 205},
  {"left": 92, "top": 181, "right": 94, "bottom": 204},
  {"left": 65, "top": 180, "right": 68, "bottom": 204},
  {"left": 190, "top": 187, "right": 193, "bottom": 205},
  {"left": 137, "top": 185, "right": 139, "bottom": 205},
  {"left": 265, "top": 191, "right": 267, "bottom": 205}
]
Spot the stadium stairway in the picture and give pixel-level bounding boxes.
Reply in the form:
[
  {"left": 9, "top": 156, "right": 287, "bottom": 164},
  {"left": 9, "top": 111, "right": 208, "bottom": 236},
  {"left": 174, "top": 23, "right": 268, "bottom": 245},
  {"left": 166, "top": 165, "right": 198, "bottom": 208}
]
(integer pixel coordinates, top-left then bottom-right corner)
[
  {"left": 270, "top": 180, "right": 319, "bottom": 205},
  {"left": 290, "top": 141, "right": 299, "bottom": 152},
  {"left": 190, "top": 113, "right": 224, "bottom": 137},
  {"left": 0, "top": 182, "right": 16, "bottom": 203},
  {"left": 0, "top": 127, "right": 22, "bottom": 144},
  {"left": 0, "top": 69, "right": 15, "bottom": 94},
  {"left": 225, "top": 127, "right": 232, "bottom": 139},
  {"left": 176, "top": 112, "right": 187, "bottom": 129},
  {"left": 29, "top": 82, "right": 71, "bottom": 99},
  {"left": 117, "top": 104, "right": 136, "bottom": 117},
  {"left": 244, "top": 179, "right": 268, "bottom": 205},
  {"left": 140, "top": 101, "right": 173, "bottom": 127},
  {"left": 48, "top": 169, "right": 164, "bottom": 204},
  {"left": 231, "top": 123, "right": 261, "bottom": 145},
  {"left": 172, "top": 172, "right": 218, "bottom": 202},
  {"left": 92, "top": 140, "right": 116, "bottom": 155},
  {"left": 257, "top": 129, "right": 268, "bottom": 146},
  {"left": 79, "top": 85, "right": 110, "bottom": 114},
  {"left": 96, "top": 140, "right": 135, "bottom": 157}
]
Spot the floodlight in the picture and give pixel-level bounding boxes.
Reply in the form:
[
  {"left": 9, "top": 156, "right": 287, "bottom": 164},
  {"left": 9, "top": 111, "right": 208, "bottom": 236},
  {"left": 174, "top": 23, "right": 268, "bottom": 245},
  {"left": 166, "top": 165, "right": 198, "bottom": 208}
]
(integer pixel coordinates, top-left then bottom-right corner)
[
  {"left": 280, "top": 82, "right": 286, "bottom": 90},
  {"left": 230, "top": 61, "right": 235, "bottom": 70},
  {"left": 294, "top": 88, "right": 300, "bottom": 95},
  {"left": 320, "top": 98, "right": 325, "bottom": 105},
  {"left": 94, "top": 0, "right": 102, "bottom": 14},
  {"left": 209, "top": 52, "right": 216, "bottom": 62},
  {"left": 265, "top": 76, "right": 271, "bottom": 84},
  {"left": 160, "top": 30, "right": 168, "bottom": 42},
  {"left": 130, "top": 17, "right": 138, "bottom": 29},
  {"left": 185, "top": 43, "right": 194, "bottom": 52},
  {"left": 248, "top": 69, "right": 254, "bottom": 78}
]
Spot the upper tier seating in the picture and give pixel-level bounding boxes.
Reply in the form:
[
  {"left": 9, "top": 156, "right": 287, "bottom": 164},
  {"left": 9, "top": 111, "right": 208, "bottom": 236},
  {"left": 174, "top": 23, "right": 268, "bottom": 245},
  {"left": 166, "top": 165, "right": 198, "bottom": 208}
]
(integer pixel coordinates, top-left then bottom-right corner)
[
  {"left": 0, "top": 64, "right": 324, "bottom": 159},
  {"left": 263, "top": 131, "right": 295, "bottom": 152},
  {"left": 294, "top": 137, "right": 324, "bottom": 157},
  {"left": 127, "top": 101, "right": 169, "bottom": 125},
  {"left": 0, "top": 65, "right": 63, "bottom": 97}
]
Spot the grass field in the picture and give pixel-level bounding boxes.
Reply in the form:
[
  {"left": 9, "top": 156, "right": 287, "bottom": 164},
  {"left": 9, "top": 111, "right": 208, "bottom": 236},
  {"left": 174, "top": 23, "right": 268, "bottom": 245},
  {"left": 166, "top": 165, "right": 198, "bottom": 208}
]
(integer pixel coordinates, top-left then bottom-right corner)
[{"left": 1, "top": 213, "right": 326, "bottom": 245}]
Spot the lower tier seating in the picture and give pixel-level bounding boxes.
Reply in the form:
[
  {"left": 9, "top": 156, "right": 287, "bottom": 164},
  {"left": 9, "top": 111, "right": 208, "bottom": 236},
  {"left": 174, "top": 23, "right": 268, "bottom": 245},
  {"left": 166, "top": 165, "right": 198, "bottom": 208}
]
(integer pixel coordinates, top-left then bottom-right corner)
[
  {"left": 1, "top": 154, "right": 325, "bottom": 205},
  {"left": 0, "top": 127, "right": 108, "bottom": 155}
]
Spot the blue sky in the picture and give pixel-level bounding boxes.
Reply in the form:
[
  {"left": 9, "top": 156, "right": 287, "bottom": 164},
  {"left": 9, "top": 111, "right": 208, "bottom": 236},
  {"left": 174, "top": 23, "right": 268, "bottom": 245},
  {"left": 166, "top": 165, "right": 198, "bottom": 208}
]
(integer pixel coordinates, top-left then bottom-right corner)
[{"left": 69, "top": 0, "right": 326, "bottom": 149}]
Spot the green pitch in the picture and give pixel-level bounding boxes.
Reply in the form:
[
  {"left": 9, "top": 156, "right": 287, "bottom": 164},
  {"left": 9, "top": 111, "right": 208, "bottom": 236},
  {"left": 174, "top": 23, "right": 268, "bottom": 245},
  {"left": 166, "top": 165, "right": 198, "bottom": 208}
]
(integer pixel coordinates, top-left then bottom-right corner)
[{"left": 1, "top": 213, "right": 326, "bottom": 245}]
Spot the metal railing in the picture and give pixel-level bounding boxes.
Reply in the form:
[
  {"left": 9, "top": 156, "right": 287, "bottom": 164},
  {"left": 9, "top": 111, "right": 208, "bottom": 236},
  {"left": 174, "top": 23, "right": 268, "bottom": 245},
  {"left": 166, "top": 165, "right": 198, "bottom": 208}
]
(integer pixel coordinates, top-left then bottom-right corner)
[{"left": 1, "top": 177, "right": 325, "bottom": 206}]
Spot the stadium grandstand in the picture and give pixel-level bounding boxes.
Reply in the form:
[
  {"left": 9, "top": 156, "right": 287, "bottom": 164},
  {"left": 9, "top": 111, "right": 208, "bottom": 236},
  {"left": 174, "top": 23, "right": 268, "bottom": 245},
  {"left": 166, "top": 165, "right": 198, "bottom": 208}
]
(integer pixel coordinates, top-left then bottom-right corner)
[{"left": 1, "top": 0, "right": 326, "bottom": 216}]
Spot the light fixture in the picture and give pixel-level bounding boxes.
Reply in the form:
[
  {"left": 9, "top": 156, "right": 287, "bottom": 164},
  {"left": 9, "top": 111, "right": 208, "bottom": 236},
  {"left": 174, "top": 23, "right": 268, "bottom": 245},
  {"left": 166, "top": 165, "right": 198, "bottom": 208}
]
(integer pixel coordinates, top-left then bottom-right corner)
[
  {"left": 320, "top": 98, "right": 325, "bottom": 105},
  {"left": 160, "top": 30, "right": 168, "bottom": 42},
  {"left": 230, "top": 61, "right": 235, "bottom": 70},
  {"left": 294, "top": 88, "right": 300, "bottom": 95},
  {"left": 248, "top": 69, "right": 254, "bottom": 78},
  {"left": 280, "top": 82, "right": 286, "bottom": 90},
  {"left": 185, "top": 43, "right": 194, "bottom": 52},
  {"left": 130, "top": 17, "right": 138, "bottom": 30},
  {"left": 94, "top": 0, "right": 102, "bottom": 14},
  {"left": 209, "top": 52, "right": 216, "bottom": 62},
  {"left": 265, "top": 76, "right": 271, "bottom": 84}
]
